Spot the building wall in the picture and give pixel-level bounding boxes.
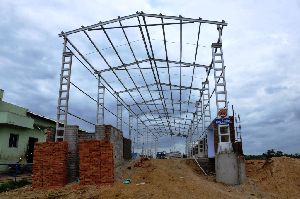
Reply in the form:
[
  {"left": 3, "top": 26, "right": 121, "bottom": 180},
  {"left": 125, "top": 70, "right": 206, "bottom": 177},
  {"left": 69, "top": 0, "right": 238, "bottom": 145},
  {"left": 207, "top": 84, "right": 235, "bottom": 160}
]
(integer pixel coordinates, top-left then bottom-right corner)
[
  {"left": 0, "top": 125, "right": 46, "bottom": 172},
  {"left": 0, "top": 100, "right": 34, "bottom": 129},
  {"left": 207, "top": 128, "right": 215, "bottom": 158},
  {"left": 0, "top": 90, "right": 56, "bottom": 172}
]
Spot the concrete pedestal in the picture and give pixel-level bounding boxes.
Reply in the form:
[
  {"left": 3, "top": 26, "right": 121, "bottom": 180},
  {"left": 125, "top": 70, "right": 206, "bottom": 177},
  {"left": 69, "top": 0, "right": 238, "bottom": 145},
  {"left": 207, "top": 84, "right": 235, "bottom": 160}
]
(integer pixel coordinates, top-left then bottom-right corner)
[
  {"left": 64, "top": 125, "right": 79, "bottom": 183},
  {"left": 95, "top": 125, "right": 105, "bottom": 140},
  {"left": 237, "top": 155, "right": 247, "bottom": 184},
  {"left": 215, "top": 152, "right": 246, "bottom": 185}
]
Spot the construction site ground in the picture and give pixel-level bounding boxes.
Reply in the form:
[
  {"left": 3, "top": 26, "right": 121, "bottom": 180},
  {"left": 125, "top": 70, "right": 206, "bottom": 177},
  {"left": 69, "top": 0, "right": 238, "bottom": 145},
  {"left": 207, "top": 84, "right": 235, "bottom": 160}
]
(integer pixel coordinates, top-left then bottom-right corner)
[{"left": 0, "top": 157, "right": 299, "bottom": 199}]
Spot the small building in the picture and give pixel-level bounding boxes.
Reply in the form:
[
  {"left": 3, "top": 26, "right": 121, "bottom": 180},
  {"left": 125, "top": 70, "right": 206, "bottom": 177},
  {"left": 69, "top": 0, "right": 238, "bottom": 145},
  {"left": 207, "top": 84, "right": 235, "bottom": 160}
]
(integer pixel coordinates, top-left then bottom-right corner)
[{"left": 0, "top": 89, "right": 56, "bottom": 172}]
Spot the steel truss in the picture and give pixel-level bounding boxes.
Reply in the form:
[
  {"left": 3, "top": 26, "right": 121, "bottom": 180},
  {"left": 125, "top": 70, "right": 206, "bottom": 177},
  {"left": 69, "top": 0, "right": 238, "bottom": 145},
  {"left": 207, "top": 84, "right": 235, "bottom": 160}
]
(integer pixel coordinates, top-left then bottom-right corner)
[{"left": 55, "top": 12, "right": 229, "bottom": 155}]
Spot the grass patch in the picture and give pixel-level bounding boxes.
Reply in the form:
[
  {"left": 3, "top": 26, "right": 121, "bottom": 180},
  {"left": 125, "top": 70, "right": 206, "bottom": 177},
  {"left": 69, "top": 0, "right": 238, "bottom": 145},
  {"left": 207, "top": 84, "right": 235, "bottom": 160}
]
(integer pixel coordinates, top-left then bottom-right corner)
[{"left": 0, "top": 180, "right": 31, "bottom": 192}]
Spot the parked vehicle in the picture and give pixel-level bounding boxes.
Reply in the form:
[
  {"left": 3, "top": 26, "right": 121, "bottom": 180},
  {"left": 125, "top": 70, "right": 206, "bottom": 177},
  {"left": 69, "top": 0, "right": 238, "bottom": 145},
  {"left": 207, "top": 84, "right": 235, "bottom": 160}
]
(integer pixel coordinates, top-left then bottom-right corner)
[{"left": 156, "top": 151, "right": 166, "bottom": 159}]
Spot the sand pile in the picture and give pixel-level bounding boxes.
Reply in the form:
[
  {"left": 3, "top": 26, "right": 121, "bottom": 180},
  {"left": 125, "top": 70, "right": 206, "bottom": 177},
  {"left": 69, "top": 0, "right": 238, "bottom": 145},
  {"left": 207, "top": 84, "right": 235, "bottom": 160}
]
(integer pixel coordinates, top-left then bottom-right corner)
[{"left": 246, "top": 157, "right": 300, "bottom": 198}]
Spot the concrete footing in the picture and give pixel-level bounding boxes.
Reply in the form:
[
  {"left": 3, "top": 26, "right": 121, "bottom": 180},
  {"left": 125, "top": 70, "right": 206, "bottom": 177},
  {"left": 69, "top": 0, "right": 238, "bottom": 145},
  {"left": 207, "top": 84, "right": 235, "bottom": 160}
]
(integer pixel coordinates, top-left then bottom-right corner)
[{"left": 215, "top": 152, "right": 246, "bottom": 185}]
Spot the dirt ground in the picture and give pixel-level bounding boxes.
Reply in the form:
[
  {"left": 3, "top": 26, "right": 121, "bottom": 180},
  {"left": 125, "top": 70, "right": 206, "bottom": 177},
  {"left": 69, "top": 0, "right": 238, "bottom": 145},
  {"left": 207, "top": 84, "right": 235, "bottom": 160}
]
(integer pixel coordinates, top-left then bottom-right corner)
[{"left": 0, "top": 157, "right": 299, "bottom": 199}]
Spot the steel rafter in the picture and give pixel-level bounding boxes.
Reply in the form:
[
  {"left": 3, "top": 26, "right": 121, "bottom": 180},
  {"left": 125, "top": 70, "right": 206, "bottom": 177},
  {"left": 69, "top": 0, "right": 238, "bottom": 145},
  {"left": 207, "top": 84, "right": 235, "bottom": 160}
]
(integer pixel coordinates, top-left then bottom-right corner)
[
  {"left": 56, "top": 11, "right": 228, "bottom": 149},
  {"left": 66, "top": 36, "right": 161, "bottom": 136}
]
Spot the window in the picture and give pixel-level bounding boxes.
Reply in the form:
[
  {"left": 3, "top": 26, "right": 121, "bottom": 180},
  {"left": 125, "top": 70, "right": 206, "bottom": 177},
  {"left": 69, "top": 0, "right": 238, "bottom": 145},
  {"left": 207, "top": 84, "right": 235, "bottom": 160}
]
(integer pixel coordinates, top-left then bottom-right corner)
[
  {"left": 220, "top": 126, "right": 229, "bottom": 134},
  {"left": 219, "top": 126, "right": 230, "bottom": 142},
  {"left": 221, "top": 135, "right": 229, "bottom": 142},
  {"left": 9, "top": 134, "right": 19, "bottom": 148}
]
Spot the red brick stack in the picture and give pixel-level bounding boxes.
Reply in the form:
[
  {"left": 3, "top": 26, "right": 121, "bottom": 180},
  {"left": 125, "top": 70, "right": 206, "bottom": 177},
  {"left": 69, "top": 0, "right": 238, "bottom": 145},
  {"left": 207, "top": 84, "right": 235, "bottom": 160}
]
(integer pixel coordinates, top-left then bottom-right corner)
[
  {"left": 79, "top": 140, "right": 114, "bottom": 185},
  {"left": 32, "top": 141, "right": 68, "bottom": 189}
]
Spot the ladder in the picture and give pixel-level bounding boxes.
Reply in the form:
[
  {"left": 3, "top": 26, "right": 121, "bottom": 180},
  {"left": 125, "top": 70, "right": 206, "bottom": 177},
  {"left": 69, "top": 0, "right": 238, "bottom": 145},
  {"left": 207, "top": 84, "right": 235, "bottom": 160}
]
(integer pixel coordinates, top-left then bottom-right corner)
[
  {"left": 55, "top": 48, "right": 73, "bottom": 141},
  {"left": 196, "top": 100, "right": 203, "bottom": 135},
  {"left": 202, "top": 80, "right": 211, "bottom": 131},
  {"left": 212, "top": 33, "right": 231, "bottom": 152},
  {"left": 212, "top": 42, "right": 227, "bottom": 114},
  {"left": 136, "top": 118, "right": 140, "bottom": 153},
  {"left": 96, "top": 75, "right": 105, "bottom": 125},
  {"left": 116, "top": 97, "right": 122, "bottom": 131},
  {"left": 202, "top": 81, "right": 211, "bottom": 156},
  {"left": 197, "top": 138, "right": 204, "bottom": 157},
  {"left": 129, "top": 113, "right": 133, "bottom": 141},
  {"left": 187, "top": 128, "right": 192, "bottom": 157}
]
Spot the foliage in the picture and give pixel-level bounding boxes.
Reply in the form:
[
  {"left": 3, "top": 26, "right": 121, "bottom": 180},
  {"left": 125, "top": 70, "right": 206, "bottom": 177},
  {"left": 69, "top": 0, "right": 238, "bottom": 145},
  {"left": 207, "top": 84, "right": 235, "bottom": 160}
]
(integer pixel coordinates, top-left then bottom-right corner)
[
  {"left": 245, "top": 149, "right": 300, "bottom": 160},
  {"left": 0, "top": 180, "right": 31, "bottom": 193}
]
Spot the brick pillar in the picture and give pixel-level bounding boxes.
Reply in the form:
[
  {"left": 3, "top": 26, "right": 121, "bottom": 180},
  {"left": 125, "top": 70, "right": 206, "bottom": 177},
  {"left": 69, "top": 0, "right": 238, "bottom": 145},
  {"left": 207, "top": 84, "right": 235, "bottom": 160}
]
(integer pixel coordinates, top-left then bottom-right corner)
[
  {"left": 64, "top": 125, "right": 79, "bottom": 183},
  {"left": 95, "top": 125, "right": 105, "bottom": 140}
]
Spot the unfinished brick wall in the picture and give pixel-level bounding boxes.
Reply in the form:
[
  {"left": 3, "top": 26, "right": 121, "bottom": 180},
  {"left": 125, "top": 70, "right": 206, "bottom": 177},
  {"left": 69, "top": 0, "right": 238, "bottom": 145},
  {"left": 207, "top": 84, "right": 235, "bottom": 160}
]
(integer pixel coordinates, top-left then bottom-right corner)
[
  {"left": 78, "top": 132, "right": 95, "bottom": 141},
  {"left": 229, "top": 116, "right": 236, "bottom": 143},
  {"left": 32, "top": 142, "right": 68, "bottom": 189},
  {"left": 213, "top": 123, "right": 219, "bottom": 153},
  {"left": 95, "top": 125, "right": 123, "bottom": 166},
  {"left": 79, "top": 140, "right": 114, "bottom": 185},
  {"left": 233, "top": 142, "right": 243, "bottom": 155}
]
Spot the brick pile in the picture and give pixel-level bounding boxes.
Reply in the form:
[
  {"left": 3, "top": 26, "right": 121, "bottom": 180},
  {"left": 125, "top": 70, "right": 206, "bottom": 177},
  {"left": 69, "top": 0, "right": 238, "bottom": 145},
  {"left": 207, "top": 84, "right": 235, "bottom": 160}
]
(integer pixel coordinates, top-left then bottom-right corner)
[
  {"left": 79, "top": 140, "right": 114, "bottom": 185},
  {"left": 32, "top": 141, "right": 68, "bottom": 189}
]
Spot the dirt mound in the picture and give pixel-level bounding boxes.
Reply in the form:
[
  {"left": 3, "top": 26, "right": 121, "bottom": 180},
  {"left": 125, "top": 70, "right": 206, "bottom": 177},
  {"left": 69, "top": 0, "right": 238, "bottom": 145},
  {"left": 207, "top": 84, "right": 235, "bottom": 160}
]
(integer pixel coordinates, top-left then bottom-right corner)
[
  {"left": 246, "top": 157, "right": 300, "bottom": 198},
  {"left": 1, "top": 157, "right": 299, "bottom": 199}
]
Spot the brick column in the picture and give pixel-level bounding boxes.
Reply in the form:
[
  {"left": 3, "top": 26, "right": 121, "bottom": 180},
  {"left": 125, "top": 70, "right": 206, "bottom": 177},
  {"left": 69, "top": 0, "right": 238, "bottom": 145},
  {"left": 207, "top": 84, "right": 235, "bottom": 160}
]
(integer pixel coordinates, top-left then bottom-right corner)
[
  {"left": 64, "top": 125, "right": 79, "bottom": 183},
  {"left": 95, "top": 125, "right": 105, "bottom": 140}
]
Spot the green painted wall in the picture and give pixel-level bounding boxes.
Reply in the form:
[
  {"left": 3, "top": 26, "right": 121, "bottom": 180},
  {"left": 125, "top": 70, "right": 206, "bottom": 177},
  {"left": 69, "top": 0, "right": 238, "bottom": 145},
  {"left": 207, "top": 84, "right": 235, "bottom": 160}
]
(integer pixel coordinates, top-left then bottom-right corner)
[
  {"left": 0, "top": 125, "right": 46, "bottom": 172},
  {"left": 0, "top": 100, "right": 27, "bottom": 116},
  {"left": 0, "top": 112, "right": 34, "bottom": 129}
]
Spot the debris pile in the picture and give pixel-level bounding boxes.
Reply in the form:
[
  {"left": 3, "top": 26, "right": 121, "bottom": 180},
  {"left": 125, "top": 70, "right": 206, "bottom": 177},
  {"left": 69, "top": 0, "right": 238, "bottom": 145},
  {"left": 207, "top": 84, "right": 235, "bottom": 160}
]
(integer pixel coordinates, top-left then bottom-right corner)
[{"left": 134, "top": 157, "right": 150, "bottom": 168}]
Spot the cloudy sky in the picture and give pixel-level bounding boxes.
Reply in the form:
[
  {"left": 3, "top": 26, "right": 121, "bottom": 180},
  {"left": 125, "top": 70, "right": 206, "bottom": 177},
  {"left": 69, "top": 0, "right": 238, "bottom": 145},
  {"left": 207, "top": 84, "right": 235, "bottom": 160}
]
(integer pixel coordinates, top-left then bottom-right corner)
[{"left": 0, "top": 0, "right": 299, "bottom": 155}]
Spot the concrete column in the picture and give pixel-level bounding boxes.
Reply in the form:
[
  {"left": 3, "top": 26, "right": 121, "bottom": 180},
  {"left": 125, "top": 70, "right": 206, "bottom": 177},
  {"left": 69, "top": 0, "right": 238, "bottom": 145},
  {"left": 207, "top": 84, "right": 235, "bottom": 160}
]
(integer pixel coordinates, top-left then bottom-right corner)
[
  {"left": 95, "top": 125, "right": 105, "bottom": 140},
  {"left": 64, "top": 125, "right": 79, "bottom": 183}
]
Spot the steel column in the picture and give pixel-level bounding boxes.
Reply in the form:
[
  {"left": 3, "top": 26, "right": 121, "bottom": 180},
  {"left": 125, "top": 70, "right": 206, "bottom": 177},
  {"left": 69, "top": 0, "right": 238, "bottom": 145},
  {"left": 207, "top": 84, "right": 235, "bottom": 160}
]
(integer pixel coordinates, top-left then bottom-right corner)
[
  {"left": 96, "top": 74, "right": 105, "bottom": 125},
  {"left": 56, "top": 37, "right": 72, "bottom": 141},
  {"left": 117, "top": 96, "right": 123, "bottom": 131},
  {"left": 212, "top": 25, "right": 231, "bottom": 152}
]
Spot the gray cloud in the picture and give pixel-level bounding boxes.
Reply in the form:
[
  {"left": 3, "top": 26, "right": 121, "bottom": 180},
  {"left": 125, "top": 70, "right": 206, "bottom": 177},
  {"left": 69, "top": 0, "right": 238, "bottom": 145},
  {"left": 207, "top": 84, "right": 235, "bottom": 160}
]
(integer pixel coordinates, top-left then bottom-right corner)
[{"left": 264, "top": 86, "right": 288, "bottom": 94}]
